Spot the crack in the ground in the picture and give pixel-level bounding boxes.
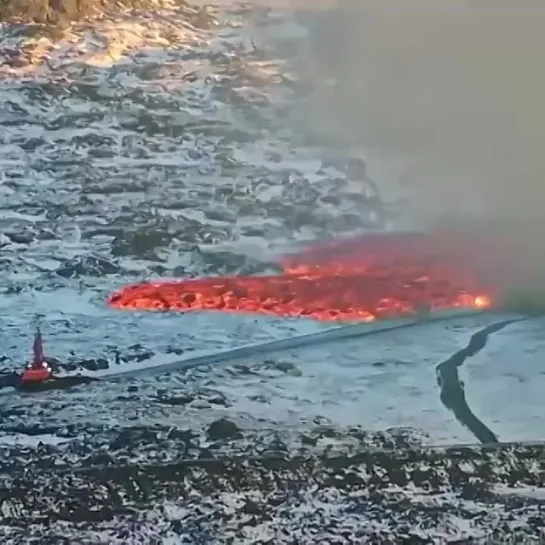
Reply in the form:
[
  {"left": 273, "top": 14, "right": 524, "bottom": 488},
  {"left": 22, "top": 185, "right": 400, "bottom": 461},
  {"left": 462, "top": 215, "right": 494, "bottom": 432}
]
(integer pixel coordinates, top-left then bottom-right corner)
[{"left": 436, "top": 318, "right": 527, "bottom": 443}]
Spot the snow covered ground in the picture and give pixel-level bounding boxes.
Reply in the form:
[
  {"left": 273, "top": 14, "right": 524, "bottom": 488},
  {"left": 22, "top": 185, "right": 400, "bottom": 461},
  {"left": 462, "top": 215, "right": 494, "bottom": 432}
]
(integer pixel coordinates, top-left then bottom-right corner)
[
  {"left": 0, "top": 1, "right": 544, "bottom": 543},
  {"left": 463, "top": 316, "right": 545, "bottom": 443}
]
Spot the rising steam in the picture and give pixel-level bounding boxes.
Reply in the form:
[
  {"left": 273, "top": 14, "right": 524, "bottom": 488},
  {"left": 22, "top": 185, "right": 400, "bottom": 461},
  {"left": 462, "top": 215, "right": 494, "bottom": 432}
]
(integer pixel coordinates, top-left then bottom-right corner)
[
  {"left": 297, "top": 0, "right": 543, "bottom": 219},
  {"left": 293, "top": 0, "right": 545, "bottom": 300}
]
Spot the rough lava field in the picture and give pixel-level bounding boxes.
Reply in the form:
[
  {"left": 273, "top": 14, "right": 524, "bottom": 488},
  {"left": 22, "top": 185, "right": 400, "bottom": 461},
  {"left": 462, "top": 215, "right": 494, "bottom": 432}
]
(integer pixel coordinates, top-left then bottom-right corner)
[{"left": 0, "top": 1, "right": 544, "bottom": 543}]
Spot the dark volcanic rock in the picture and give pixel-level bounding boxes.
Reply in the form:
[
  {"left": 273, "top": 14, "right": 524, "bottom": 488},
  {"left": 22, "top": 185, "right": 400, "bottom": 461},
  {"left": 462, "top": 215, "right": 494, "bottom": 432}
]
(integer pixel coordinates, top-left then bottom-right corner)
[
  {"left": 0, "top": 442, "right": 543, "bottom": 543},
  {"left": 155, "top": 394, "right": 195, "bottom": 406},
  {"left": 0, "top": 0, "right": 217, "bottom": 30},
  {"left": 207, "top": 418, "right": 242, "bottom": 441}
]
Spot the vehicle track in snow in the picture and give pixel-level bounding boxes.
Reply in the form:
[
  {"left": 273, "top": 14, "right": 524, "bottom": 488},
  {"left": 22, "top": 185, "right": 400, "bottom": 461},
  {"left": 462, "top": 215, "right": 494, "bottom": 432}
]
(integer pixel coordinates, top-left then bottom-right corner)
[{"left": 436, "top": 318, "right": 529, "bottom": 444}]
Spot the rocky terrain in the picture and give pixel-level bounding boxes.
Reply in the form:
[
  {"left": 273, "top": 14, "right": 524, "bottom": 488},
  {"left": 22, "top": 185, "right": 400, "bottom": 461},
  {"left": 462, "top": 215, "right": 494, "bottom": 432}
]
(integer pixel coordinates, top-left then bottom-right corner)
[
  {"left": 1, "top": 423, "right": 545, "bottom": 544},
  {"left": 0, "top": 1, "right": 543, "bottom": 543}
]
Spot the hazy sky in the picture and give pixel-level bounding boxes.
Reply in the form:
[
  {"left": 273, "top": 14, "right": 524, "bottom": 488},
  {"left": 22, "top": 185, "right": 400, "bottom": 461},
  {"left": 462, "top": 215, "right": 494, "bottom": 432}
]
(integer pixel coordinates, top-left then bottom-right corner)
[{"left": 300, "top": 0, "right": 545, "bottom": 223}]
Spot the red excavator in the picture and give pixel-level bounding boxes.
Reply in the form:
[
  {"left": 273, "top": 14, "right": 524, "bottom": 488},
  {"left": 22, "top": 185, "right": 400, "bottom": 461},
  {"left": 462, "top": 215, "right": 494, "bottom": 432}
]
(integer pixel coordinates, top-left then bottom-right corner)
[{"left": 20, "top": 327, "right": 54, "bottom": 384}]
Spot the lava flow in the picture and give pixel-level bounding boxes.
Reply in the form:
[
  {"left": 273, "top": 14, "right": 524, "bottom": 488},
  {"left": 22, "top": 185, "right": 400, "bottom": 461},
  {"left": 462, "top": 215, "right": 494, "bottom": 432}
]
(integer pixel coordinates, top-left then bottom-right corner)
[{"left": 108, "top": 232, "right": 495, "bottom": 322}]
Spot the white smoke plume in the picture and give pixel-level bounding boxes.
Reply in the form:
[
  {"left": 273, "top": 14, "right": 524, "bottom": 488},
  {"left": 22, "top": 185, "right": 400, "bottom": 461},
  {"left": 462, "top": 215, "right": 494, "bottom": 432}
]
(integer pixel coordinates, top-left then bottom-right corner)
[{"left": 297, "top": 0, "right": 545, "bottom": 225}]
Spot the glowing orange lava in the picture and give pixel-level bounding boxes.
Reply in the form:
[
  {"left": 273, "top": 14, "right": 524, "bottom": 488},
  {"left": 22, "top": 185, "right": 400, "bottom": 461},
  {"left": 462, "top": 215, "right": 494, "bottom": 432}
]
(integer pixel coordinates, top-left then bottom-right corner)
[{"left": 108, "top": 232, "right": 496, "bottom": 322}]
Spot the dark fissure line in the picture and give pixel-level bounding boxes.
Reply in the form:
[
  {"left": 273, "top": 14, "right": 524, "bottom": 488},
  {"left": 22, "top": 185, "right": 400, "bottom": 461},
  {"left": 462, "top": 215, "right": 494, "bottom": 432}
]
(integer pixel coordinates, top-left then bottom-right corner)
[{"left": 436, "top": 318, "right": 527, "bottom": 444}]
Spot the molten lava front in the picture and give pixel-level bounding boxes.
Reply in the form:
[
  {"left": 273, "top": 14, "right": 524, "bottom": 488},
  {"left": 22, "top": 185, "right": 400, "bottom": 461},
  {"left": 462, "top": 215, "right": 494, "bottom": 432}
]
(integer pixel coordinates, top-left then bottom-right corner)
[{"left": 108, "top": 231, "right": 495, "bottom": 322}]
